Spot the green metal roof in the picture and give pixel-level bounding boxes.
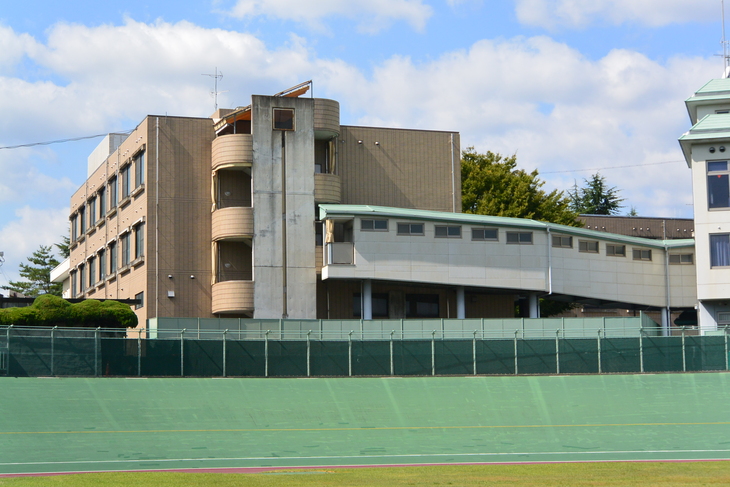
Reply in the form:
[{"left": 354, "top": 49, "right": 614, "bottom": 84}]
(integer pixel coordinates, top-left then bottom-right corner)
[
  {"left": 319, "top": 204, "right": 694, "bottom": 250},
  {"left": 693, "top": 79, "right": 730, "bottom": 95},
  {"left": 678, "top": 114, "right": 730, "bottom": 164}
]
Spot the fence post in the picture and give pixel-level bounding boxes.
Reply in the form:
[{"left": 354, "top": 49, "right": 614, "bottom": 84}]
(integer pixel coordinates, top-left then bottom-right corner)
[
  {"left": 51, "top": 326, "right": 57, "bottom": 376},
  {"left": 514, "top": 330, "right": 519, "bottom": 375},
  {"left": 137, "top": 330, "right": 142, "bottom": 377},
  {"left": 348, "top": 331, "right": 353, "bottom": 377},
  {"left": 597, "top": 329, "right": 602, "bottom": 374},
  {"left": 307, "top": 330, "right": 311, "bottom": 377},
  {"left": 431, "top": 330, "right": 436, "bottom": 376},
  {"left": 180, "top": 328, "right": 185, "bottom": 377},
  {"left": 390, "top": 330, "right": 394, "bottom": 376},
  {"left": 725, "top": 326, "right": 729, "bottom": 372},
  {"left": 265, "top": 330, "right": 269, "bottom": 377},
  {"left": 472, "top": 330, "right": 477, "bottom": 376},
  {"left": 95, "top": 327, "right": 100, "bottom": 377},
  {"left": 639, "top": 328, "right": 644, "bottom": 373},
  {"left": 223, "top": 329, "right": 228, "bottom": 378},
  {"left": 681, "top": 327, "right": 686, "bottom": 372},
  {"left": 555, "top": 329, "right": 560, "bottom": 374},
  {"left": 6, "top": 325, "right": 11, "bottom": 376}
]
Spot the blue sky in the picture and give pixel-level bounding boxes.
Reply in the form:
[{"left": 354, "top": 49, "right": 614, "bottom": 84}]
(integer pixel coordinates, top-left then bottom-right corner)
[{"left": 0, "top": 0, "right": 724, "bottom": 286}]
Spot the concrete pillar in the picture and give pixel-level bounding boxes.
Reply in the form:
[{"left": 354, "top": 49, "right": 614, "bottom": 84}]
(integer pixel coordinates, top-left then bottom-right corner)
[
  {"left": 528, "top": 293, "right": 539, "bottom": 319},
  {"left": 661, "top": 308, "right": 670, "bottom": 337},
  {"left": 363, "top": 279, "right": 372, "bottom": 320},
  {"left": 456, "top": 286, "right": 465, "bottom": 319},
  {"left": 698, "top": 301, "right": 718, "bottom": 336}
]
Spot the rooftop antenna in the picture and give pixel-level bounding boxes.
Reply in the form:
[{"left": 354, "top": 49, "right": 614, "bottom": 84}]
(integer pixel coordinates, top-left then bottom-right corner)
[
  {"left": 723, "top": 0, "right": 730, "bottom": 77},
  {"left": 202, "top": 67, "right": 227, "bottom": 111}
]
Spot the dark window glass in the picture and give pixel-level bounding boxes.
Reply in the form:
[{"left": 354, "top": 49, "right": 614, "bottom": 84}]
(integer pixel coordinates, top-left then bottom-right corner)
[
  {"left": 353, "top": 293, "right": 389, "bottom": 318},
  {"left": 98, "top": 249, "right": 106, "bottom": 279},
  {"left": 109, "top": 176, "right": 117, "bottom": 208},
  {"left": 406, "top": 294, "right": 439, "bottom": 318},
  {"left": 507, "top": 232, "right": 532, "bottom": 244},
  {"left": 109, "top": 242, "right": 117, "bottom": 272},
  {"left": 273, "top": 108, "right": 294, "bottom": 130},
  {"left": 135, "top": 292, "right": 144, "bottom": 310},
  {"left": 134, "top": 224, "right": 144, "bottom": 260},
  {"left": 472, "top": 228, "right": 498, "bottom": 241},
  {"left": 134, "top": 151, "right": 145, "bottom": 187},
  {"left": 98, "top": 187, "right": 106, "bottom": 217},
  {"left": 711, "top": 234, "right": 730, "bottom": 267}
]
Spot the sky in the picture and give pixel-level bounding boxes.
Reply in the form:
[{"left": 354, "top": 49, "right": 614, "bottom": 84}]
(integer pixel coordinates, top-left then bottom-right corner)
[{"left": 0, "top": 0, "right": 725, "bottom": 286}]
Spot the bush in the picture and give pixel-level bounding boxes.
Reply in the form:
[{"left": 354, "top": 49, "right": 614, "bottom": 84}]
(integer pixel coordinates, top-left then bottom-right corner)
[{"left": 0, "top": 295, "right": 137, "bottom": 329}]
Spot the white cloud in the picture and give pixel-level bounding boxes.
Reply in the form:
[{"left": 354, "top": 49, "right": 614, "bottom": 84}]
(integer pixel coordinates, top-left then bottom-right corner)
[
  {"left": 225, "top": 0, "right": 433, "bottom": 33},
  {"left": 514, "top": 0, "right": 717, "bottom": 29}
]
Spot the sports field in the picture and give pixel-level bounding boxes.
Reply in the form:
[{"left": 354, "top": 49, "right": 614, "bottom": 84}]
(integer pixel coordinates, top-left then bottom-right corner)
[{"left": 0, "top": 373, "right": 729, "bottom": 477}]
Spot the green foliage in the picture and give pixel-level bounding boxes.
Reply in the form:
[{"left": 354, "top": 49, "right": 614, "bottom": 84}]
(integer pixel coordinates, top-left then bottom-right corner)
[
  {"left": 568, "top": 173, "right": 625, "bottom": 215},
  {"left": 56, "top": 235, "right": 70, "bottom": 259},
  {"left": 461, "top": 148, "right": 580, "bottom": 226},
  {"left": 0, "top": 295, "right": 137, "bottom": 329},
  {"left": 2, "top": 245, "right": 62, "bottom": 297}
]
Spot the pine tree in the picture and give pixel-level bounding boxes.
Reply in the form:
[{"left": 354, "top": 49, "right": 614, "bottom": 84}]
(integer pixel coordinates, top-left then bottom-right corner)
[
  {"left": 2, "top": 245, "right": 62, "bottom": 297},
  {"left": 568, "top": 173, "right": 625, "bottom": 215}
]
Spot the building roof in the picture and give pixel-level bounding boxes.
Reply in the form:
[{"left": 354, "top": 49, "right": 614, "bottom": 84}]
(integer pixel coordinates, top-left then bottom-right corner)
[
  {"left": 684, "top": 79, "right": 730, "bottom": 123},
  {"left": 678, "top": 114, "right": 730, "bottom": 165},
  {"left": 319, "top": 204, "right": 695, "bottom": 250}
]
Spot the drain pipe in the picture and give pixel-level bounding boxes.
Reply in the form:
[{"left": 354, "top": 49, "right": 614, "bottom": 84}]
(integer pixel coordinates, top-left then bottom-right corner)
[
  {"left": 663, "top": 220, "right": 671, "bottom": 337},
  {"left": 155, "top": 117, "right": 160, "bottom": 321}
]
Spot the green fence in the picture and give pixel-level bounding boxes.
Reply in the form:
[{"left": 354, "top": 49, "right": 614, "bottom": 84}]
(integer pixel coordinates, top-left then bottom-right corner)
[{"left": 1, "top": 326, "right": 727, "bottom": 378}]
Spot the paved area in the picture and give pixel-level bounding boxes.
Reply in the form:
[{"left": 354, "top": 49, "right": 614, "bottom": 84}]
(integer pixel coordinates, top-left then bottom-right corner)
[{"left": 1, "top": 374, "right": 729, "bottom": 475}]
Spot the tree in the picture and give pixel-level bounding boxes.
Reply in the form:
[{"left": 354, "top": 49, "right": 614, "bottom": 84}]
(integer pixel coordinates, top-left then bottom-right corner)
[
  {"left": 2, "top": 245, "right": 62, "bottom": 297},
  {"left": 568, "top": 173, "right": 625, "bottom": 215},
  {"left": 0, "top": 295, "right": 137, "bottom": 328},
  {"left": 461, "top": 148, "right": 580, "bottom": 226},
  {"left": 55, "top": 235, "right": 70, "bottom": 259}
]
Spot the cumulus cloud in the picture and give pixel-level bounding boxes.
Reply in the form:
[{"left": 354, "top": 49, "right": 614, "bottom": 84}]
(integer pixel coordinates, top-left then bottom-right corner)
[
  {"left": 225, "top": 0, "right": 433, "bottom": 33},
  {"left": 514, "top": 0, "right": 717, "bottom": 29}
]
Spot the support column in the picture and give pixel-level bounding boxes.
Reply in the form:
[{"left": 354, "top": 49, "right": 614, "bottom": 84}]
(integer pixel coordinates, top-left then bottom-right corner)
[
  {"left": 661, "top": 308, "right": 670, "bottom": 337},
  {"left": 363, "top": 279, "right": 373, "bottom": 320},
  {"left": 456, "top": 287, "right": 466, "bottom": 319},
  {"left": 528, "top": 293, "right": 539, "bottom": 319}
]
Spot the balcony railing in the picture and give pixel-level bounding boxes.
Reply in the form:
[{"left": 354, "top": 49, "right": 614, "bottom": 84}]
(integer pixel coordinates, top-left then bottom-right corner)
[{"left": 326, "top": 242, "right": 354, "bottom": 265}]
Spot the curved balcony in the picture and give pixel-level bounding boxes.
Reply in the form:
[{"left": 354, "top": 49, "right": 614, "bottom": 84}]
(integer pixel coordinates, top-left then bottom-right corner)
[
  {"left": 212, "top": 134, "right": 253, "bottom": 171},
  {"left": 314, "top": 99, "right": 340, "bottom": 139},
  {"left": 314, "top": 173, "right": 342, "bottom": 203},
  {"left": 212, "top": 206, "right": 254, "bottom": 241},
  {"left": 212, "top": 280, "right": 254, "bottom": 314}
]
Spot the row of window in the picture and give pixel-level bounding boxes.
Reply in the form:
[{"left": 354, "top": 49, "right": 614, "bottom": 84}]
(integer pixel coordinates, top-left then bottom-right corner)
[
  {"left": 353, "top": 293, "right": 439, "bottom": 319},
  {"left": 70, "top": 150, "right": 145, "bottom": 243},
  {"left": 70, "top": 223, "right": 145, "bottom": 296}
]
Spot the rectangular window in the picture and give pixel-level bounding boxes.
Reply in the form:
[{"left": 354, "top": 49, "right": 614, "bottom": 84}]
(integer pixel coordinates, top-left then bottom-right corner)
[
  {"left": 552, "top": 236, "right": 572, "bottom": 248},
  {"left": 79, "top": 265, "right": 85, "bottom": 292},
  {"left": 361, "top": 219, "right": 388, "bottom": 231},
  {"left": 70, "top": 271, "right": 77, "bottom": 297},
  {"left": 606, "top": 244, "right": 626, "bottom": 256},
  {"left": 435, "top": 225, "right": 461, "bottom": 238},
  {"left": 109, "top": 176, "right": 117, "bottom": 209},
  {"left": 88, "top": 257, "right": 96, "bottom": 286},
  {"left": 121, "top": 233, "right": 130, "bottom": 267},
  {"left": 134, "top": 151, "right": 145, "bottom": 188},
  {"left": 397, "top": 223, "right": 424, "bottom": 235},
  {"left": 88, "top": 197, "right": 96, "bottom": 225},
  {"left": 98, "top": 249, "right": 106, "bottom": 280},
  {"left": 579, "top": 240, "right": 599, "bottom": 253},
  {"left": 71, "top": 215, "right": 78, "bottom": 242},
  {"left": 708, "top": 161, "right": 730, "bottom": 209},
  {"left": 135, "top": 292, "right": 144, "bottom": 310},
  {"left": 273, "top": 108, "right": 294, "bottom": 130},
  {"left": 109, "top": 241, "right": 117, "bottom": 272},
  {"left": 353, "top": 293, "right": 389, "bottom": 318},
  {"left": 506, "top": 232, "right": 532, "bottom": 244},
  {"left": 406, "top": 294, "right": 440, "bottom": 318},
  {"left": 121, "top": 165, "right": 131, "bottom": 199},
  {"left": 471, "top": 228, "right": 498, "bottom": 241},
  {"left": 632, "top": 249, "right": 652, "bottom": 261},
  {"left": 711, "top": 234, "right": 730, "bottom": 267},
  {"left": 134, "top": 223, "right": 144, "bottom": 260},
  {"left": 98, "top": 186, "right": 106, "bottom": 217},
  {"left": 79, "top": 205, "right": 86, "bottom": 234},
  {"left": 669, "top": 253, "right": 693, "bottom": 265}
]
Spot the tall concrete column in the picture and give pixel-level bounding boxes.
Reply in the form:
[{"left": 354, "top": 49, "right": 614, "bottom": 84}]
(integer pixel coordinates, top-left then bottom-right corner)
[
  {"left": 363, "top": 279, "right": 372, "bottom": 320},
  {"left": 661, "top": 308, "right": 670, "bottom": 337},
  {"left": 456, "top": 286, "right": 465, "bottom": 319},
  {"left": 528, "top": 293, "right": 539, "bottom": 318}
]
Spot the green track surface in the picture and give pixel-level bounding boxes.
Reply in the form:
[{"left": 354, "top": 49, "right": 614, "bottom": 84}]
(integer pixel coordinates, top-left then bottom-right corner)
[{"left": 1, "top": 373, "right": 729, "bottom": 475}]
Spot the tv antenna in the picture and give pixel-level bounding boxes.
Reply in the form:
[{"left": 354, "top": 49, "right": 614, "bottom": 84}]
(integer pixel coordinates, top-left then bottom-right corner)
[
  {"left": 202, "top": 67, "right": 227, "bottom": 111},
  {"left": 722, "top": 1, "right": 730, "bottom": 77}
]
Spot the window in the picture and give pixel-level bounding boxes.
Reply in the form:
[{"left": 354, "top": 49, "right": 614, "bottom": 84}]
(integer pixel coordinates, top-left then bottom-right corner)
[
  {"left": 632, "top": 249, "right": 652, "bottom": 261},
  {"left": 552, "top": 236, "right": 572, "bottom": 248},
  {"left": 711, "top": 234, "right": 730, "bottom": 267},
  {"left": 134, "top": 223, "right": 144, "bottom": 260},
  {"left": 88, "top": 257, "right": 96, "bottom": 286},
  {"left": 472, "top": 228, "right": 498, "bottom": 241},
  {"left": 273, "top": 108, "right": 294, "bottom": 130},
  {"left": 579, "top": 240, "right": 599, "bottom": 253},
  {"left": 406, "top": 294, "right": 439, "bottom": 318},
  {"left": 708, "top": 161, "right": 730, "bottom": 209},
  {"left": 361, "top": 219, "right": 388, "bottom": 231},
  {"left": 315, "top": 139, "right": 329, "bottom": 173},
  {"left": 134, "top": 151, "right": 145, "bottom": 188},
  {"left": 98, "top": 186, "right": 106, "bottom": 217},
  {"left": 606, "top": 244, "right": 626, "bottom": 257},
  {"left": 506, "top": 232, "right": 532, "bottom": 244},
  {"left": 121, "top": 233, "right": 130, "bottom": 267},
  {"left": 70, "top": 271, "right": 77, "bottom": 297},
  {"left": 121, "top": 165, "right": 131, "bottom": 199},
  {"left": 397, "top": 223, "right": 424, "bottom": 235},
  {"left": 669, "top": 253, "right": 693, "bottom": 265},
  {"left": 353, "top": 293, "right": 389, "bottom": 318},
  {"left": 71, "top": 215, "right": 78, "bottom": 242},
  {"left": 109, "top": 176, "right": 117, "bottom": 209},
  {"left": 435, "top": 225, "right": 461, "bottom": 238},
  {"left": 109, "top": 241, "right": 117, "bottom": 272},
  {"left": 98, "top": 249, "right": 106, "bottom": 280},
  {"left": 88, "top": 197, "right": 96, "bottom": 225},
  {"left": 79, "top": 205, "right": 86, "bottom": 234},
  {"left": 78, "top": 265, "right": 85, "bottom": 292},
  {"left": 135, "top": 292, "right": 144, "bottom": 310}
]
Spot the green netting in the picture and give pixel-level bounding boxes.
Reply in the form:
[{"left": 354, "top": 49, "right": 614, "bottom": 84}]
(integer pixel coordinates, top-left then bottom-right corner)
[
  {"left": 309, "top": 341, "right": 349, "bottom": 376},
  {"left": 600, "top": 338, "right": 641, "bottom": 373},
  {"left": 560, "top": 339, "right": 599, "bottom": 374},
  {"left": 643, "top": 337, "right": 683, "bottom": 373},
  {"left": 393, "top": 340, "right": 431, "bottom": 375},
  {"left": 183, "top": 340, "right": 223, "bottom": 377},
  {"left": 267, "top": 341, "right": 307, "bottom": 376},
  {"left": 685, "top": 336, "right": 726, "bottom": 371},
  {"left": 476, "top": 339, "right": 515, "bottom": 375},
  {"left": 518, "top": 339, "right": 557, "bottom": 374},
  {"left": 351, "top": 341, "right": 390, "bottom": 375},
  {"left": 435, "top": 340, "right": 473, "bottom": 375},
  {"left": 225, "top": 340, "right": 265, "bottom": 376},
  {"left": 141, "top": 340, "right": 181, "bottom": 377}
]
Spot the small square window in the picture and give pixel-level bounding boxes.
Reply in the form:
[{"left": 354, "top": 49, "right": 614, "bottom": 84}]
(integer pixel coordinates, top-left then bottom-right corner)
[
  {"left": 579, "top": 240, "right": 599, "bottom": 253},
  {"left": 632, "top": 249, "right": 652, "bottom": 261},
  {"left": 397, "top": 223, "right": 424, "bottom": 236},
  {"left": 273, "top": 108, "right": 294, "bottom": 130},
  {"left": 552, "top": 236, "right": 572, "bottom": 248},
  {"left": 669, "top": 254, "right": 693, "bottom": 264},
  {"left": 361, "top": 219, "right": 388, "bottom": 231},
  {"left": 472, "top": 228, "right": 498, "bottom": 241},
  {"left": 506, "top": 232, "right": 532, "bottom": 244},
  {"left": 606, "top": 244, "right": 626, "bottom": 256},
  {"left": 435, "top": 225, "right": 461, "bottom": 238}
]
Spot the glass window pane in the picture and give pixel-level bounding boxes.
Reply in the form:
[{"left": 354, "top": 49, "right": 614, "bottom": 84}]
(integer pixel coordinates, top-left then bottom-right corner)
[
  {"left": 361, "top": 219, "right": 374, "bottom": 230},
  {"left": 711, "top": 234, "right": 730, "bottom": 267},
  {"left": 519, "top": 232, "right": 532, "bottom": 243},
  {"left": 708, "top": 174, "right": 730, "bottom": 208},
  {"left": 410, "top": 224, "right": 424, "bottom": 235},
  {"left": 374, "top": 220, "right": 387, "bottom": 230},
  {"left": 708, "top": 161, "right": 728, "bottom": 172},
  {"left": 435, "top": 226, "right": 448, "bottom": 237}
]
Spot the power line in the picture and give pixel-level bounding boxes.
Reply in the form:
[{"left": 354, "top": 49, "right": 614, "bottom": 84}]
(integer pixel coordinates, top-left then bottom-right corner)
[
  {"left": 541, "top": 159, "right": 684, "bottom": 174},
  {"left": 0, "top": 131, "right": 132, "bottom": 150}
]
